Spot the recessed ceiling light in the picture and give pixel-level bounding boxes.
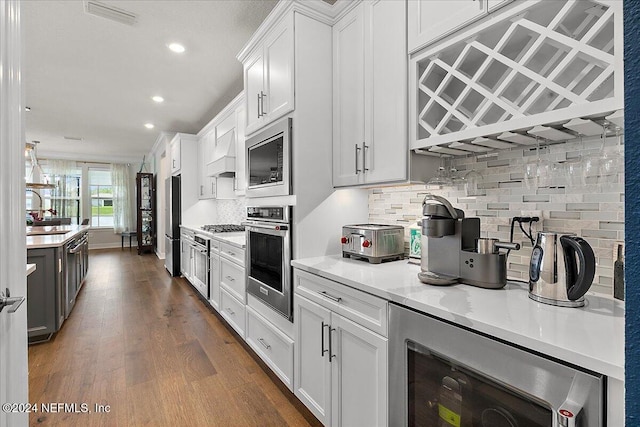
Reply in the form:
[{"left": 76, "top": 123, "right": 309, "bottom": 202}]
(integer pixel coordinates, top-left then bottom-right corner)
[
  {"left": 25, "top": 106, "right": 31, "bottom": 112},
  {"left": 152, "top": 96, "right": 164, "bottom": 103},
  {"left": 168, "top": 43, "right": 185, "bottom": 53},
  {"left": 144, "top": 123, "right": 155, "bottom": 129}
]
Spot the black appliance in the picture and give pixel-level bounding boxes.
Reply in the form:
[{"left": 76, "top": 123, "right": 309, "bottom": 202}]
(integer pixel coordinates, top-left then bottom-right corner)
[{"left": 164, "top": 175, "right": 181, "bottom": 276}]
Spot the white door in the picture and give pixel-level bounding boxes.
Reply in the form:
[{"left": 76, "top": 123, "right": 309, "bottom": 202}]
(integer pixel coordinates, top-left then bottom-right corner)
[
  {"left": 363, "top": 0, "right": 408, "bottom": 184},
  {"left": 0, "top": 1, "right": 29, "bottom": 425},
  {"left": 244, "top": 50, "right": 264, "bottom": 135},
  {"left": 263, "top": 13, "right": 294, "bottom": 123},
  {"left": 294, "top": 295, "right": 331, "bottom": 425},
  {"left": 407, "top": 0, "right": 487, "bottom": 53},
  {"left": 332, "top": 3, "right": 365, "bottom": 187},
  {"left": 331, "top": 314, "right": 388, "bottom": 427}
]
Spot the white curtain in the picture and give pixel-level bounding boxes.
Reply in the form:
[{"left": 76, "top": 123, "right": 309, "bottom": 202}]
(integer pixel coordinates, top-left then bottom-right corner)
[
  {"left": 110, "top": 163, "right": 131, "bottom": 233},
  {"left": 44, "top": 159, "right": 80, "bottom": 222}
]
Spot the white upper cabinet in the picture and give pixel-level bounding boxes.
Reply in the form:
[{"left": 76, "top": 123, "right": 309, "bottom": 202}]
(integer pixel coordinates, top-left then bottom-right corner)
[
  {"left": 332, "top": 4, "right": 365, "bottom": 187},
  {"left": 170, "top": 136, "right": 181, "bottom": 175},
  {"left": 243, "top": 13, "right": 294, "bottom": 136},
  {"left": 198, "top": 131, "right": 216, "bottom": 200},
  {"left": 333, "top": 0, "right": 407, "bottom": 187},
  {"left": 170, "top": 133, "right": 198, "bottom": 176},
  {"left": 408, "top": 0, "right": 488, "bottom": 54}
]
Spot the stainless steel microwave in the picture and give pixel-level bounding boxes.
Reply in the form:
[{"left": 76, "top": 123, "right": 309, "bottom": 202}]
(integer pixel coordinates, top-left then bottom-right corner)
[{"left": 246, "top": 118, "right": 292, "bottom": 198}]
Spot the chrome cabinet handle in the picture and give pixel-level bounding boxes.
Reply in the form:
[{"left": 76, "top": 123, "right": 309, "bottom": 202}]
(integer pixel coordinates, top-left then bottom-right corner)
[
  {"left": 257, "top": 93, "right": 262, "bottom": 118},
  {"left": 363, "top": 144, "right": 369, "bottom": 172},
  {"left": 226, "top": 307, "right": 235, "bottom": 315},
  {"left": 355, "top": 144, "right": 361, "bottom": 174},
  {"left": 0, "top": 288, "right": 25, "bottom": 314},
  {"left": 258, "top": 338, "right": 271, "bottom": 350},
  {"left": 200, "top": 185, "right": 203, "bottom": 196},
  {"left": 319, "top": 291, "right": 342, "bottom": 303},
  {"left": 225, "top": 275, "right": 235, "bottom": 282},
  {"left": 321, "top": 322, "right": 329, "bottom": 357},
  {"left": 211, "top": 181, "right": 214, "bottom": 194},
  {"left": 227, "top": 251, "right": 236, "bottom": 256},
  {"left": 260, "top": 91, "right": 266, "bottom": 117},
  {"left": 329, "top": 327, "right": 337, "bottom": 362}
]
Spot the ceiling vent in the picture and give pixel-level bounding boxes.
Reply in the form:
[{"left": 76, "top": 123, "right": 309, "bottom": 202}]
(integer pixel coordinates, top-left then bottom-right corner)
[
  {"left": 63, "top": 136, "right": 83, "bottom": 141},
  {"left": 84, "top": 1, "right": 137, "bottom": 26}
]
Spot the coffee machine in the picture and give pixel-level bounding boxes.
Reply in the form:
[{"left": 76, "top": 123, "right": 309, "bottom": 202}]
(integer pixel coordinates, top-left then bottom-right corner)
[{"left": 419, "top": 195, "right": 519, "bottom": 289}]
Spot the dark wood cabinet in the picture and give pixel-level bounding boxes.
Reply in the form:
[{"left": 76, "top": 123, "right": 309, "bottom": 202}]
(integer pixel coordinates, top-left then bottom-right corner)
[
  {"left": 27, "top": 247, "right": 63, "bottom": 342},
  {"left": 136, "top": 172, "right": 155, "bottom": 254}
]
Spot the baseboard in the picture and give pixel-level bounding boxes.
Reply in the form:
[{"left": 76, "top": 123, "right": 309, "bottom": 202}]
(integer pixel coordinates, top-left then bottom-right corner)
[{"left": 156, "top": 250, "right": 166, "bottom": 260}]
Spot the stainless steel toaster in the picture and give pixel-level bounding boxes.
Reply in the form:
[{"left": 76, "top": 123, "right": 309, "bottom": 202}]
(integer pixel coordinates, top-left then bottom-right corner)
[{"left": 341, "top": 224, "right": 404, "bottom": 264}]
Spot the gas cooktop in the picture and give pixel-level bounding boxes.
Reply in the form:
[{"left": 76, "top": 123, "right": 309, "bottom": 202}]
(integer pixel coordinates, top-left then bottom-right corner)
[{"left": 201, "top": 224, "right": 245, "bottom": 233}]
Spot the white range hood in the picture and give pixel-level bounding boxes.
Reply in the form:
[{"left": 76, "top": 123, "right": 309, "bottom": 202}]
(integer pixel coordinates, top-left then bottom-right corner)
[{"left": 207, "top": 128, "right": 236, "bottom": 177}]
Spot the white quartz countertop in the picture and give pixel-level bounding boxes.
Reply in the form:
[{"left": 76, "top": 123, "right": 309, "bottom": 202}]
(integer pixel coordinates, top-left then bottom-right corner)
[
  {"left": 180, "top": 225, "right": 246, "bottom": 249},
  {"left": 292, "top": 255, "right": 624, "bottom": 380},
  {"left": 26, "top": 225, "right": 90, "bottom": 249}
]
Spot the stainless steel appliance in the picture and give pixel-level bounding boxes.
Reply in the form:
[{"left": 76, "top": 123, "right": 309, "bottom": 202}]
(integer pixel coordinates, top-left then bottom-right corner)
[
  {"left": 201, "top": 224, "right": 245, "bottom": 233},
  {"left": 420, "top": 194, "right": 519, "bottom": 289},
  {"left": 529, "top": 232, "right": 596, "bottom": 308},
  {"left": 246, "top": 118, "right": 291, "bottom": 198},
  {"left": 164, "top": 175, "right": 181, "bottom": 276},
  {"left": 65, "top": 231, "right": 88, "bottom": 318},
  {"left": 189, "top": 233, "right": 210, "bottom": 299},
  {"left": 244, "top": 206, "right": 292, "bottom": 320},
  {"left": 340, "top": 224, "right": 404, "bottom": 264},
  {"left": 390, "top": 303, "right": 604, "bottom": 426}
]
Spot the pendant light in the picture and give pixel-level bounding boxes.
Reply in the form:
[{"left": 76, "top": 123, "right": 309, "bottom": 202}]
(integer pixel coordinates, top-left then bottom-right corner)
[{"left": 25, "top": 141, "right": 55, "bottom": 190}]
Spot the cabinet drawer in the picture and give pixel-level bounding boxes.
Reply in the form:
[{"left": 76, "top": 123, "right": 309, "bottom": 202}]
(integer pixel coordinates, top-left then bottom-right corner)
[
  {"left": 220, "top": 242, "right": 245, "bottom": 266},
  {"left": 210, "top": 239, "right": 221, "bottom": 252},
  {"left": 220, "top": 288, "right": 246, "bottom": 338},
  {"left": 221, "top": 257, "right": 246, "bottom": 303},
  {"left": 246, "top": 306, "right": 294, "bottom": 391},
  {"left": 294, "top": 269, "right": 388, "bottom": 337}
]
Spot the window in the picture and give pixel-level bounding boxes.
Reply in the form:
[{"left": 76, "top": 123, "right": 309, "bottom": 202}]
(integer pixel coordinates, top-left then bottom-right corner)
[
  {"left": 26, "top": 160, "right": 82, "bottom": 224},
  {"left": 89, "top": 168, "right": 114, "bottom": 227}
]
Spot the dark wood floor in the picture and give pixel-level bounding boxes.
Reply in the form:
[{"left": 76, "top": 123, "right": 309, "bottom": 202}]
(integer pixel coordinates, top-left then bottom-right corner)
[{"left": 28, "top": 249, "right": 319, "bottom": 427}]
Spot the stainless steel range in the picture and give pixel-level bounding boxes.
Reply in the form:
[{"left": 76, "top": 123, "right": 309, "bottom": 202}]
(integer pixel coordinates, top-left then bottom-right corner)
[
  {"left": 243, "top": 206, "right": 292, "bottom": 321},
  {"left": 201, "top": 224, "right": 245, "bottom": 233}
]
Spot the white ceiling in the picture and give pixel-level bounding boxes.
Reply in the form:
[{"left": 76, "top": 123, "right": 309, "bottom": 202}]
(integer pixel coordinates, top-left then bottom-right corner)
[{"left": 23, "top": 0, "right": 278, "bottom": 162}]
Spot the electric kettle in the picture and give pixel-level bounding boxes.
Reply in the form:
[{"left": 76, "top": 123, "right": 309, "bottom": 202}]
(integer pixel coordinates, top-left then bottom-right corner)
[{"left": 529, "top": 232, "right": 596, "bottom": 308}]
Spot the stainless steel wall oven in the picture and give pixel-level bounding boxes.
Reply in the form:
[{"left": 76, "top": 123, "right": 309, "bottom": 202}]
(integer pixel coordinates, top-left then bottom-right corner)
[
  {"left": 244, "top": 206, "right": 292, "bottom": 320},
  {"left": 246, "top": 118, "right": 292, "bottom": 198},
  {"left": 390, "top": 303, "right": 604, "bottom": 427}
]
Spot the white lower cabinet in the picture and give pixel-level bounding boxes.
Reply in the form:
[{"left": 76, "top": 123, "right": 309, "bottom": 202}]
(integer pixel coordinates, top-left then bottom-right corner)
[
  {"left": 220, "top": 287, "right": 246, "bottom": 338},
  {"left": 246, "top": 306, "right": 294, "bottom": 390},
  {"left": 294, "top": 278, "right": 388, "bottom": 427},
  {"left": 220, "top": 256, "right": 245, "bottom": 303}
]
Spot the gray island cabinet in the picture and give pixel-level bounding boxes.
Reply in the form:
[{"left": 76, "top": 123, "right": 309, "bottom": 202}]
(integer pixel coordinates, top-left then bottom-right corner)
[{"left": 26, "top": 226, "right": 89, "bottom": 342}]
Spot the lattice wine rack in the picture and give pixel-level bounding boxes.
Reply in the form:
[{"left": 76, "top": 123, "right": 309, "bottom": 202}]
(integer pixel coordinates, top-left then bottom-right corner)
[{"left": 410, "top": 0, "right": 623, "bottom": 153}]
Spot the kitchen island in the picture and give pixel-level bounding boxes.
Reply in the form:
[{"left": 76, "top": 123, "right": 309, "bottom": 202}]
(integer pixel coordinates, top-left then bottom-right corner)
[
  {"left": 26, "top": 225, "right": 90, "bottom": 342},
  {"left": 292, "top": 255, "right": 624, "bottom": 425}
]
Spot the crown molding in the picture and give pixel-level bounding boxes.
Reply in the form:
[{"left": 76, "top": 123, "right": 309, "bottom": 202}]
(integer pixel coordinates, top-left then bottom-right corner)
[{"left": 237, "top": 0, "right": 353, "bottom": 63}]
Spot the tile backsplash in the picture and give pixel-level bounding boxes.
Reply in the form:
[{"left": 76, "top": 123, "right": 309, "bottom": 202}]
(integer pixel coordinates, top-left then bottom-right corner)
[
  {"left": 369, "top": 135, "right": 624, "bottom": 296},
  {"left": 217, "top": 198, "right": 246, "bottom": 224}
]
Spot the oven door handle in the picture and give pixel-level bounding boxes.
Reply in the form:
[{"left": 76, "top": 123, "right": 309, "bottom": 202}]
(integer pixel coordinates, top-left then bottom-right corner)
[
  {"left": 244, "top": 224, "right": 288, "bottom": 237},
  {"left": 556, "top": 375, "right": 593, "bottom": 427}
]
